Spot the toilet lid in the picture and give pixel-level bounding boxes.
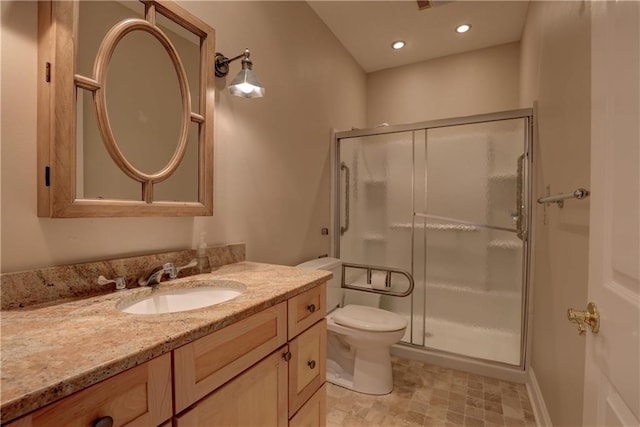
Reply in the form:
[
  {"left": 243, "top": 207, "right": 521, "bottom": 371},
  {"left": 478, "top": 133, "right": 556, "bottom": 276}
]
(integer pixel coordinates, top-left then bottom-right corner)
[{"left": 332, "top": 304, "right": 407, "bottom": 332}]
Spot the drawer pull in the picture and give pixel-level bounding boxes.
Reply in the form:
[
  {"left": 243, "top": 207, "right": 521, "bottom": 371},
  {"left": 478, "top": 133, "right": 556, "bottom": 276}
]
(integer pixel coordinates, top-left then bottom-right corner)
[
  {"left": 93, "top": 416, "right": 114, "bottom": 427},
  {"left": 283, "top": 351, "right": 292, "bottom": 362},
  {"left": 307, "top": 360, "right": 316, "bottom": 370},
  {"left": 307, "top": 304, "right": 316, "bottom": 313}
]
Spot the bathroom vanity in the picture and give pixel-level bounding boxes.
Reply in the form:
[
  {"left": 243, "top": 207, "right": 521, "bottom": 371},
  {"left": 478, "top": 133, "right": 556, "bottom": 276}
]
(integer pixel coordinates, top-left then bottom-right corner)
[{"left": 0, "top": 259, "right": 329, "bottom": 427}]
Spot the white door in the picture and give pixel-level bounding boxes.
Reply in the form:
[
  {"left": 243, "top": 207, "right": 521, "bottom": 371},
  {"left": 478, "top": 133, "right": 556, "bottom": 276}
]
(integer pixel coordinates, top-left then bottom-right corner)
[{"left": 583, "top": 1, "right": 640, "bottom": 426}]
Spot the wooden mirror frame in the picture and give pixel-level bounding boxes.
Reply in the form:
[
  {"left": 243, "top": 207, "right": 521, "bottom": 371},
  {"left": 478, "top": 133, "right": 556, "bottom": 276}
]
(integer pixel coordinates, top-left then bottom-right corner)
[{"left": 37, "top": 0, "right": 215, "bottom": 217}]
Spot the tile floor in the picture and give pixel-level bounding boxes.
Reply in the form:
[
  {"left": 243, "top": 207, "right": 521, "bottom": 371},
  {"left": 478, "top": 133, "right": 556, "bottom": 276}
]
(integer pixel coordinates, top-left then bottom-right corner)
[{"left": 326, "top": 356, "right": 536, "bottom": 427}]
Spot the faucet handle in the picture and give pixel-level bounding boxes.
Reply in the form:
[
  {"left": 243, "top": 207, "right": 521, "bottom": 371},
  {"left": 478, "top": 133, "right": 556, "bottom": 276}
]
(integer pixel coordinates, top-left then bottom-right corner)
[
  {"left": 176, "top": 259, "right": 198, "bottom": 275},
  {"left": 163, "top": 262, "right": 178, "bottom": 280},
  {"left": 162, "top": 260, "right": 197, "bottom": 280},
  {"left": 98, "top": 275, "right": 127, "bottom": 291}
]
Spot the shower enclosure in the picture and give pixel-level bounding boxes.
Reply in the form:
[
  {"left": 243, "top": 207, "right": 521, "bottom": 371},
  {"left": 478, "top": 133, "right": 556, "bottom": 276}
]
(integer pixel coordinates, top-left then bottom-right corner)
[{"left": 334, "top": 109, "right": 532, "bottom": 370}]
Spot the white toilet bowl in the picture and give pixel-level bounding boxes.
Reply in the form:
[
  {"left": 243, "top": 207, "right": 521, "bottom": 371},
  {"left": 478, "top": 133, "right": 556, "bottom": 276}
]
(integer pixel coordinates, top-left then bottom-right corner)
[
  {"left": 327, "top": 304, "right": 406, "bottom": 394},
  {"left": 296, "top": 258, "right": 407, "bottom": 395}
]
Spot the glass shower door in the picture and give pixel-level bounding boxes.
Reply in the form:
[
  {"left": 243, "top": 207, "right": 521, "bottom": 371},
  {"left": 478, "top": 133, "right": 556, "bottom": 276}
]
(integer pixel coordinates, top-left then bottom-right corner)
[
  {"left": 415, "top": 118, "right": 528, "bottom": 365},
  {"left": 335, "top": 110, "right": 531, "bottom": 368},
  {"left": 337, "top": 131, "right": 419, "bottom": 342}
]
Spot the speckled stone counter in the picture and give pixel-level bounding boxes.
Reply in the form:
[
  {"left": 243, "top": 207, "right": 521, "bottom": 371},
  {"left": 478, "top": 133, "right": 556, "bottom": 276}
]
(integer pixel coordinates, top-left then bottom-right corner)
[
  {"left": 0, "top": 243, "right": 246, "bottom": 310},
  {"left": 0, "top": 261, "right": 331, "bottom": 424}
]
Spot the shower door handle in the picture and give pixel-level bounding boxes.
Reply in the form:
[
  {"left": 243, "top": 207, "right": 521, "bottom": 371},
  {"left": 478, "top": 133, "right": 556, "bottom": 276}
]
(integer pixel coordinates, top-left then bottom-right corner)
[
  {"left": 516, "top": 154, "right": 527, "bottom": 241},
  {"left": 340, "top": 162, "right": 350, "bottom": 235}
]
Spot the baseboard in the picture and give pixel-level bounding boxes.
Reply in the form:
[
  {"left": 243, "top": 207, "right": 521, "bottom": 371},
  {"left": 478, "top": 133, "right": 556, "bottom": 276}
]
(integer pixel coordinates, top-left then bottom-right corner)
[{"left": 527, "top": 367, "right": 552, "bottom": 426}]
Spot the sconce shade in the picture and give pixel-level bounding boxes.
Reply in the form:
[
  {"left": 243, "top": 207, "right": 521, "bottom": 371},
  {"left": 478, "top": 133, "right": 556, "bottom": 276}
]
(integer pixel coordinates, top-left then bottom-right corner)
[
  {"left": 215, "top": 48, "right": 265, "bottom": 98},
  {"left": 229, "top": 67, "right": 265, "bottom": 98}
]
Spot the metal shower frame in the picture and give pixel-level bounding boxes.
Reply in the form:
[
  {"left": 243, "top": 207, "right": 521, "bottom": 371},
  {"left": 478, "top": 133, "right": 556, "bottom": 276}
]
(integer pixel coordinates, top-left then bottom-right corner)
[{"left": 333, "top": 108, "right": 534, "bottom": 370}]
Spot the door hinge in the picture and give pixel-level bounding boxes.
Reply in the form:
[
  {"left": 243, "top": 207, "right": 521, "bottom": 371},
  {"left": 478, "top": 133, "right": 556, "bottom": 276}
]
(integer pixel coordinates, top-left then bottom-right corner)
[
  {"left": 45, "top": 166, "right": 50, "bottom": 187},
  {"left": 45, "top": 62, "right": 51, "bottom": 83}
]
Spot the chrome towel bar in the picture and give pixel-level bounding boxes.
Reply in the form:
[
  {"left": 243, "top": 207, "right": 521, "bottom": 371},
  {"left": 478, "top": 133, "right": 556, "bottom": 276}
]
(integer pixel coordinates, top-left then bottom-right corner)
[{"left": 537, "top": 188, "right": 590, "bottom": 208}]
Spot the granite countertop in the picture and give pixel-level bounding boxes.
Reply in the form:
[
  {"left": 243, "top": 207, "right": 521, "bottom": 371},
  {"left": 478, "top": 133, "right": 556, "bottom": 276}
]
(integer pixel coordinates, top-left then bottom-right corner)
[{"left": 0, "top": 261, "right": 331, "bottom": 424}]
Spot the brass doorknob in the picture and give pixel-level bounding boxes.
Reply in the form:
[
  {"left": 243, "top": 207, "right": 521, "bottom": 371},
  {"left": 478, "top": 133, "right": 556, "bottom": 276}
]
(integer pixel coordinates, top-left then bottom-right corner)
[{"left": 567, "top": 302, "right": 599, "bottom": 335}]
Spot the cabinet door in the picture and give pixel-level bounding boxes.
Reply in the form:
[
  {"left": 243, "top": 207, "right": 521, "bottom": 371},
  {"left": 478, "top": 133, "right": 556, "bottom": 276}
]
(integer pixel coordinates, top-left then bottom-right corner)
[
  {"left": 288, "top": 284, "right": 326, "bottom": 339},
  {"left": 289, "top": 320, "right": 326, "bottom": 418},
  {"left": 175, "top": 348, "right": 289, "bottom": 427},
  {"left": 289, "top": 384, "right": 326, "bottom": 427},
  {"left": 7, "top": 353, "right": 172, "bottom": 427},
  {"left": 173, "top": 302, "right": 287, "bottom": 412}
]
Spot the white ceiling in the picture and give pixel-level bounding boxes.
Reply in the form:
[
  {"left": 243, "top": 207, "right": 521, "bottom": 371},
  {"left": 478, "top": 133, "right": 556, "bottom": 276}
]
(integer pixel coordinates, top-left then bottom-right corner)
[{"left": 307, "top": 1, "right": 530, "bottom": 73}]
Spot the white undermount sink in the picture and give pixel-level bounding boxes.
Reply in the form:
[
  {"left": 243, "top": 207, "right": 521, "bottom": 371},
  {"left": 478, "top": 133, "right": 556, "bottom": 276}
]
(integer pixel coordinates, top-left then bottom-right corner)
[{"left": 117, "top": 280, "right": 246, "bottom": 315}]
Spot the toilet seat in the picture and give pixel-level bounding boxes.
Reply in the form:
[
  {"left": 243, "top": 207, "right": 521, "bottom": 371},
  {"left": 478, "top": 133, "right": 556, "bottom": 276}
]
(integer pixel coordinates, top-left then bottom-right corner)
[{"left": 332, "top": 304, "right": 407, "bottom": 332}]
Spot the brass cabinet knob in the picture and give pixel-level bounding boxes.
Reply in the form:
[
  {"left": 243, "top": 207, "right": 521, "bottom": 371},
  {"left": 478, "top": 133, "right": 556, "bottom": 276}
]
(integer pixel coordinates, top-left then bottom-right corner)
[
  {"left": 282, "top": 351, "right": 292, "bottom": 362},
  {"left": 567, "top": 302, "right": 599, "bottom": 335}
]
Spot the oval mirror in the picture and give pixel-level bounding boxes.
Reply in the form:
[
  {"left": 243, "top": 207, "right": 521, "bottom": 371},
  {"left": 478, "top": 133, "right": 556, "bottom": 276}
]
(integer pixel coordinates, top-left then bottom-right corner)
[
  {"left": 93, "top": 19, "right": 192, "bottom": 200},
  {"left": 106, "top": 29, "right": 183, "bottom": 176}
]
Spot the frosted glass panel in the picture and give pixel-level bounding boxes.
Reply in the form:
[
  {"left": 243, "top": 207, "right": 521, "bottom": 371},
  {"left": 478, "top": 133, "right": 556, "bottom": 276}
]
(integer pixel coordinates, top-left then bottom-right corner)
[
  {"left": 418, "top": 223, "right": 523, "bottom": 364},
  {"left": 425, "top": 131, "right": 489, "bottom": 224},
  {"left": 426, "top": 120, "right": 525, "bottom": 227},
  {"left": 338, "top": 132, "right": 414, "bottom": 322},
  {"left": 339, "top": 132, "right": 413, "bottom": 268},
  {"left": 419, "top": 118, "right": 526, "bottom": 365}
]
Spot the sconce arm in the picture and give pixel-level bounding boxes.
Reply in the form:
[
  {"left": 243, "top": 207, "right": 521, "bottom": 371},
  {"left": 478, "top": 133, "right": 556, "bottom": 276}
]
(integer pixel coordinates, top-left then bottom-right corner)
[{"left": 215, "top": 48, "right": 251, "bottom": 77}]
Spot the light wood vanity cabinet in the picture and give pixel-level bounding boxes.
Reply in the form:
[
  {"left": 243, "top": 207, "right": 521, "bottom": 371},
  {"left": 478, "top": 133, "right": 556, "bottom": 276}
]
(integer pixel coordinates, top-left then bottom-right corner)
[
  {"left": 288, "top": 320, "right": 327, "bottom": 418},
  {"left": 6, "top": 283, "right": 326, "bottom": 427},
  {"left": 7, "top": 353, "right": 173, "bottom": 427},
  {"left": 173, "top": 302, "right": 288, "bottom": 414},
  {"left": 175, "top": 349, "right": 289, "bottom": 427},
  {"left": 287, "top": 284, "right": 326, "bottom": 339},
  {"left": 289, "top": 384, "right": 327, "bottom": 427},
  {"left": 175, "top": 284, "right": 327, "bottom": 426}
]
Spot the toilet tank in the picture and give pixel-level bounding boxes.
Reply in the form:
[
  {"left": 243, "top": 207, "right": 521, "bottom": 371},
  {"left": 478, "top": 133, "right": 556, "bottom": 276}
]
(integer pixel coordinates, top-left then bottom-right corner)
[{"left": 296, "top": 257, "right": 342, "bottom": 313}]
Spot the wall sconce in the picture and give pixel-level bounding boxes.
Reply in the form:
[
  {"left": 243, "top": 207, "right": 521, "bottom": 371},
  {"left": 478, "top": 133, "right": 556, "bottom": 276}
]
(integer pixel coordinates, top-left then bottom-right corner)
[{"left": 214, "top": 48, "right": 265, "bottom": 98}]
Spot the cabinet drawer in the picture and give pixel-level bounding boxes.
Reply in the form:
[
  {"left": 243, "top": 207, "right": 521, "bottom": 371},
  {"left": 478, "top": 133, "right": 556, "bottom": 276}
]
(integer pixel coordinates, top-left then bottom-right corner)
[
  {"left": 289, "top": 319, "right": 326, "bottom": 417},
  {"left": 289, "top": 384, "right": 327, "bottom": 427},
  {"left": 288, "top": 284, "right": 326, "bottom": 339},
  {"left": 173, "top": 302, "right": 287, "bottom": 413},
  {"left": 175, "top": 348, "right": 288, "bottom": 427},
  {"left": 6, "top": 353, "right": 172, "bottom": 427}
]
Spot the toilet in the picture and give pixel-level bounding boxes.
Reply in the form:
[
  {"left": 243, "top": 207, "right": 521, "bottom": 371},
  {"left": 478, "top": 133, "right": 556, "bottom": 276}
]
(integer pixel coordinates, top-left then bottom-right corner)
[{"left": 296, "top": 257, "right": 407, "bottom": 395}]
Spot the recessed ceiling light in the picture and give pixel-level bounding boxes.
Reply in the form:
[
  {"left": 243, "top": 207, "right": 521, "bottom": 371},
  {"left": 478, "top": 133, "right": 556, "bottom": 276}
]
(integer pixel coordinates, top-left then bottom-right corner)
[
  {"left": 391, "top": 40, "right": 406, "bottom": 50},
  {"left": 456, "top": 24, "right": 471, "bottom": 33}
]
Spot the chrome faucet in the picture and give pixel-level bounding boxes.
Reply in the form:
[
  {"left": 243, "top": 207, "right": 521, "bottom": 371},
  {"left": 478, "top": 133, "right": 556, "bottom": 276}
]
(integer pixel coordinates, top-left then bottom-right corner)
[
  {"left": 138, "top": 259, "right": 197, "bottom": 287},
  {"left": 138, "top": 263, "right": 175, "bottom": 287}
]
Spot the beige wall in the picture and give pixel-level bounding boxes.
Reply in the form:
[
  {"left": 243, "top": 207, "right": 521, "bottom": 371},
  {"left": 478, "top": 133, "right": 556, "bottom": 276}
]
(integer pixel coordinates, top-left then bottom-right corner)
[
  {"left": 520, "top": 1, "right": 591, "bottom": 426},
  {"left": 0, "top": 1, "right": 366, "bottom": 273},
  {"left": 366, "top": 42, "right": 521, "bottom": 127}
]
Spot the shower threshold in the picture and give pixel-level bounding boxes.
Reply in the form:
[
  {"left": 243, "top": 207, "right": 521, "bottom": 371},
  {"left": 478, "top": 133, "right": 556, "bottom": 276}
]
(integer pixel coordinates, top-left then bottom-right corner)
[{"left": 401, "top": 315, "right": 520, "bottom": 366}]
